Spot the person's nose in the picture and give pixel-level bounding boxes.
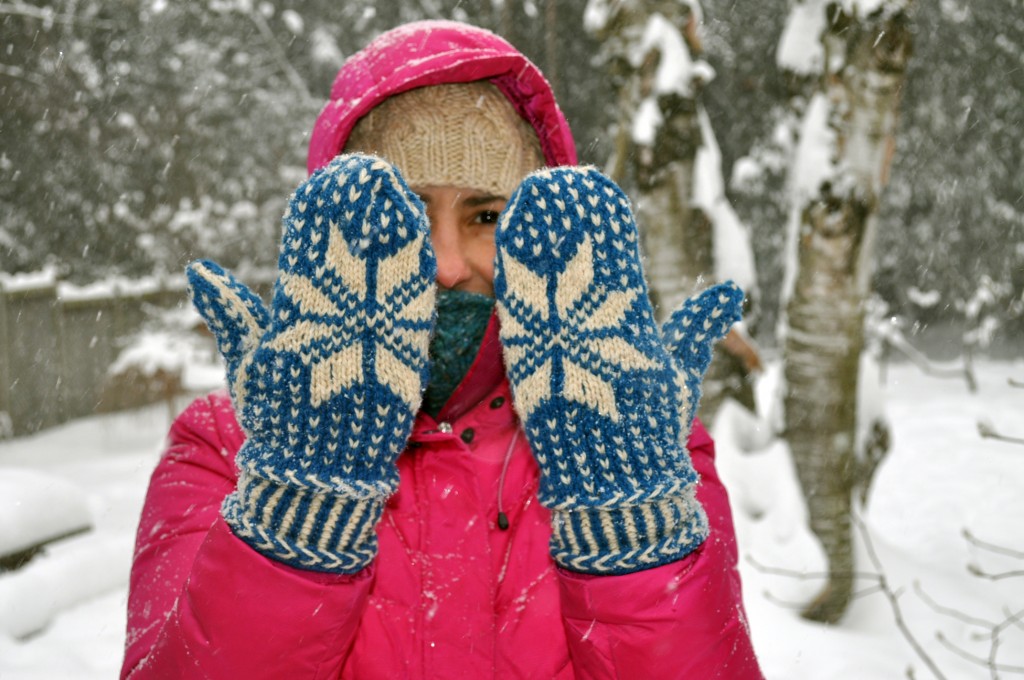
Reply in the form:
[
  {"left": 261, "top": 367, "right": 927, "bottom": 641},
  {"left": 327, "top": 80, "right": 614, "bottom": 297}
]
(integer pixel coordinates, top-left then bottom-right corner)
[{"left": 430, "top": 215, "right": 472, "bottom": 290}]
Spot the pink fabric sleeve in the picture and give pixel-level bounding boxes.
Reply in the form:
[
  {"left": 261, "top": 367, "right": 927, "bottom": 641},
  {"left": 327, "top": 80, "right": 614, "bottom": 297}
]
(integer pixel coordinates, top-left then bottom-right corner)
[
  {"left": 121, "top": 395, "right": 373, "bottom": 680},
  {"left": 556, "top": 421, "right": 763, "bottom": 679}
]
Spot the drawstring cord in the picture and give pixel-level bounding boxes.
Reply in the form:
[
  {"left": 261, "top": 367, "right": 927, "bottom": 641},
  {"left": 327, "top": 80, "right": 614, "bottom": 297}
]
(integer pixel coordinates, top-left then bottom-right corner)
[{"left": 496, "top": 427, "right": 519, "bottom": 531}]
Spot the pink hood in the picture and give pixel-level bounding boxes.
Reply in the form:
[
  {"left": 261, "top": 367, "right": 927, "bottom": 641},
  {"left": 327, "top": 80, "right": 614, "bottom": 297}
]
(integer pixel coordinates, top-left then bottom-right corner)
[{"left": 307, "top": 20, "right": 577, "bottom": 175}]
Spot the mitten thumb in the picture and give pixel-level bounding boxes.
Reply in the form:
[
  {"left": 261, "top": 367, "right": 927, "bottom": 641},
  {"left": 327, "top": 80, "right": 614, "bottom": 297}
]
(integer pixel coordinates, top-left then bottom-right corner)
[
  {"left": 186, "top": 259, "right": 271, "bottom": 383},
  {"left": 661, "top": 281, "right": 744, "bottom": 427}
]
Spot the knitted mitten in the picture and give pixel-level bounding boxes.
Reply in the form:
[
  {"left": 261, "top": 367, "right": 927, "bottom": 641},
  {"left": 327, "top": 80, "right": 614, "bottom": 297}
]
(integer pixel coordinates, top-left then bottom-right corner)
[
  {"left": 493, "top": 166, "right": 742, "bottom": 574},
  {"left": 186, "top": 154, "right": 436, "bottom": 573}
]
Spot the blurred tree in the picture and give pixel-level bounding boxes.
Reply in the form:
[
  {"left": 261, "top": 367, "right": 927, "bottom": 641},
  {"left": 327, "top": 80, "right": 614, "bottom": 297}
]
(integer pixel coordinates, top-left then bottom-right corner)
[
  {"left": 585, "top": 0, "right": 760, "bottom": 419},
  {"left": 2, "top": 0, "right": 1018, "bottom": 359},
  {"left": 778, "top": 0, "right": 913, "bottom": 623},
  {"left": 701, "top": 0, "right": 1023, "bottom": 357},
  {"left": 0, "top": 1, "right": 610, "bottom": 282},
  {"left": 0, "top": 1, "right": 323, "bottom": 280},
  {"left": 872, "top": 1, "right": 1024, "bottom": 358},
  {"left": 700, "top": 0, "right": 790, "bottom": 342}
]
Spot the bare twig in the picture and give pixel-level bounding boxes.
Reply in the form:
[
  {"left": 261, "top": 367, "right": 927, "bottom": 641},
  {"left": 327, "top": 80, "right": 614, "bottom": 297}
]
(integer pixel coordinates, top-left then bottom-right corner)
[
  {"left": 749, "top": 554, "right": 886, "bottom": 614},
  {"left": 879, "top": 326, "right": 976, "bottom": 392},
  {"left": 851, "top": 583, "right": 887, "bottom": 600},
  {"left": 968, "top": 564, "right": 1024, "bottom": 581},
  {"left": 854, "top": 515, "right": 950, "bottom": 680},
  {"left": 986, "top": 608, "right": 1024, "bottom": 680},
  {"left": 917, "top": 531, "right": 1024, "bottom": 676},
  {"left": 977, "top": 421, "right": 1024, "bottom": 446},
  {"left": 989, "top": 633, "right": 1001, "bottom": 680},
  {"left": 914, "top": 581, "right": 997, "bottom": 629},
  {"left": 762, "top": 590, "right": 813, "bottom": 610},
  {"left": 746, "top": 555, "right": 879, "bottom": 581},
  {"left": 1008, "top": 378, "right": 1024, "bottom": 389},
  {"left": 935, "top": 632, "right": 1024, "bottom": 675},
  {"left": 964, "top": 530, "right": 1024, "bottom": 559},
  {"left": 994, "top": 608, "right": 1024, "bottom": 641},
  {"left": 749, "top": 519, "right": 1024, "bottom": 679}
]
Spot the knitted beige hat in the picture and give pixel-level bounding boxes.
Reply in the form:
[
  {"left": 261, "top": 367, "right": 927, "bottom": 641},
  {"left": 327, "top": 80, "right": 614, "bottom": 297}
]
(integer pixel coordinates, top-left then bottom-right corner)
[{"left": 344, "top": 81, "right": 545, "bottom": 197}]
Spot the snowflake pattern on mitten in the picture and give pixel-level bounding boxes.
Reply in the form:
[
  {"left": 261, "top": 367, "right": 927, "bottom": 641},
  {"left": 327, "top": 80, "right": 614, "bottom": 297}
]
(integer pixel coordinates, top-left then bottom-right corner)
[
  {"left": 187, "top": 154, "right": 435, "bottom": 573},
  {"left": 494, "top": 166, "right": 742, "bottom": 574}
]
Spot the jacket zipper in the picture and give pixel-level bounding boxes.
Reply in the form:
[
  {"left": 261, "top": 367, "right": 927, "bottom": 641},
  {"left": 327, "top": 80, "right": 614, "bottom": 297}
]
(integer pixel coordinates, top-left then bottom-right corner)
[{"left": 496, "top": 427, "right": 519, "bottom": 531}]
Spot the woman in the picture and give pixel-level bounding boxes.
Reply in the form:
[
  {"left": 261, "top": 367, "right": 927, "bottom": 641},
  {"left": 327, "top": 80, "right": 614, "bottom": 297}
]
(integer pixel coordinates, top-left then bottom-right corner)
[{"left": 122, "top": 20, "right": 763, "bottom": 679}]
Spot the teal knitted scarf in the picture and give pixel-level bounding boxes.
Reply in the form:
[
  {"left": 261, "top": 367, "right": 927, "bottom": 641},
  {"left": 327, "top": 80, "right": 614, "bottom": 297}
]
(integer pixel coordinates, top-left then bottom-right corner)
[{"left": 422, "top": 289, "right": 495, "bottom": 417}]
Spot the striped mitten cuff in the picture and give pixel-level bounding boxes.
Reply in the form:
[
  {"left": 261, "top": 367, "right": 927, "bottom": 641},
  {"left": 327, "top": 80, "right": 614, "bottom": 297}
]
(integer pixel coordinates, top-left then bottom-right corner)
[
  {"left": 222, "top": 463, "right": 385, "bottom": 573},
  {"left": 548, "top": 489, "right": 709, "bottom": 573}
]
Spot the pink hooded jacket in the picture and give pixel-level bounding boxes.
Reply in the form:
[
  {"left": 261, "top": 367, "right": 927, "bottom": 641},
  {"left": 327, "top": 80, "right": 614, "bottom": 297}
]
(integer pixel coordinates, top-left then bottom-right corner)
[{"left": 122, "top": 21, "right": 763, "bottom": 680}]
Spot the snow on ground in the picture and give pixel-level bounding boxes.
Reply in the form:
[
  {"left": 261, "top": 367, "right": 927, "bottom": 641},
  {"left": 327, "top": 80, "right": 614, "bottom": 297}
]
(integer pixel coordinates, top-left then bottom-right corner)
[
  {"left": 719, "top": 359, "right": 1024, "bottom": 679},
  {"left": 0, "top": 408, "right": 168, "bottom": 679},
  {"left": 1, "top": 360, "right": 1022, "bottom": 678}
]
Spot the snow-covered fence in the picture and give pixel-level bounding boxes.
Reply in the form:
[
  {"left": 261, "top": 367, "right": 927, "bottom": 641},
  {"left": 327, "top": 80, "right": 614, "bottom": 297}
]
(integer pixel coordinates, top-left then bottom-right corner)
[
  {"left": 0, "top": 272, "right": 179, "bottom": 436},
  {"left": 0, "top": 270, "right": 270, "bottom": 437},
  {"left": 0, "top": 275, "right": 64, "bottom": 437}
]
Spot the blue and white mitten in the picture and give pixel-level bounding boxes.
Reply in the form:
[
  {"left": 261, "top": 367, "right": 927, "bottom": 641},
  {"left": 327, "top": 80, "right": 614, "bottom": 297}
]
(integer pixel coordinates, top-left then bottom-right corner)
[
  {"left": 494, "top": 166, "right": 742, "bottom": 574},
  {"left": 187, "top": 154, "right": 436, "bottom": 573}
]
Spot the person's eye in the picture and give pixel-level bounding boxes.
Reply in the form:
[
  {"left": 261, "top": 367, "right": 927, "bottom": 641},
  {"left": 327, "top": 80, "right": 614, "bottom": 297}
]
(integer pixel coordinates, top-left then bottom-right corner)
[{"left": 475, "top": 210, "right": 501, "bottom": 225}]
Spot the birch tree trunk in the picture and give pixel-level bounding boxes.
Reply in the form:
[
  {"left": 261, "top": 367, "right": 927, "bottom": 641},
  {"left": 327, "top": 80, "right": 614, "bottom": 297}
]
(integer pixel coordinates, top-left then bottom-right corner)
[
  {"left": 590, "top": 0, "right": 709, "bottom": 311},
  {"left": 781, "top": 0, "right": 912, "bottom": 623},
  {"left": 587, "top": 0, "right": 757, "bottom": 420}
]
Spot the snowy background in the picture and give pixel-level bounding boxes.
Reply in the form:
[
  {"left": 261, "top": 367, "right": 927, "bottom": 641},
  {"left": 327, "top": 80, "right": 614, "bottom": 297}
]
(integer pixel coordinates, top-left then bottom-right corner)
[
  {"left": 2, "top": 1, "right": 1021, "bottom": 677},
  {"left": 1, "top": 356, "right": 1022, "bottom": 679}
]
